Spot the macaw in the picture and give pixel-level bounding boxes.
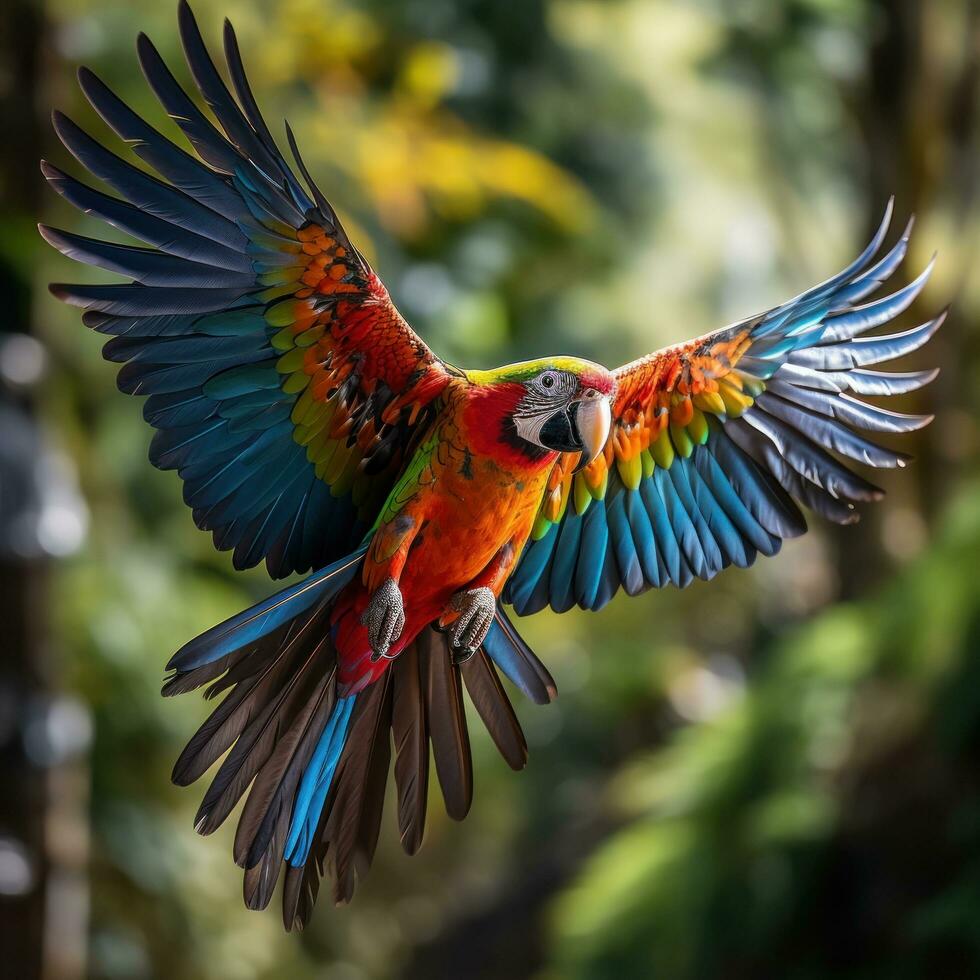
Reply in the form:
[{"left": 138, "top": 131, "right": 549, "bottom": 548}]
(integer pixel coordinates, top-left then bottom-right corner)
[{"left": 43, "top": 1, "right": 944, "bottom": 929}]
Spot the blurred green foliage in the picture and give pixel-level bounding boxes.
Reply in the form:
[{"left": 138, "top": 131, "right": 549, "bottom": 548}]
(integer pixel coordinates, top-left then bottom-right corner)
[
  {"left": 551, "top": 486, "right": 980, "bottom": 979},
  {"left": 22, "top": 0, "right": 980, "bottom": 977}
]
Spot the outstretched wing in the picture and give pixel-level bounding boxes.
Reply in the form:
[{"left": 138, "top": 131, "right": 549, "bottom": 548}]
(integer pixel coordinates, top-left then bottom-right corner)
[
  {"left": 507, "top": 202, "right": 943, "bottom": 614},
  {"left": 42, "top": 0, "right": 452, "bottom": 577}
]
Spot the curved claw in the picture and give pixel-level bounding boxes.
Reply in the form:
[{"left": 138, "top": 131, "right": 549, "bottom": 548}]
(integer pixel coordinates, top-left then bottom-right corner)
[
  {"left": 360, "top": 577, "right": 405, "bottom": 661},
  {"left": 453, "top": 645, "right": 479, "bottom": 666},
  {"left": 449, "top": 587, "right": 496, "bottom": 658}
]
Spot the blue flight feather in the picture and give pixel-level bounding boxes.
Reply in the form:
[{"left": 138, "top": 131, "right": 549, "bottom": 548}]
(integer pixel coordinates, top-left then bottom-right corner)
[
  {"left": 818, "top": 259, "right": 933, "bottom": 343},
  {"left": 143, "top": 390, "right": 214, "bottom": 428},
  {"left": 40, "top": 225, "right": 253, "bottom": 289},
  {"left": 483, "top": 608, "right": 556, "bottom": 705},
  {"left": 137, "top": 32, "right": 246, "bottom": 176},
  {"left": 507, "top": 523, "right": 558, "bottom": 615},
  {"left": 77, "top": 65, "right": 245, "bottom": 217},
  {"left": 789, "top": 313, "right": 943, "bottom": 371},
  {"left": 651, "top": 467, "right": 704, "bottom": 581},
  {"left": 667, "top": 460, "right": 724, "bottom": 577},
  {"left": 694, "top": 446, "right": 777, "bottom": 556},
  {"left": 574, "top": 501, "right": 609, "bottom": 609},
  {"left": 607, "top": 490, "right": 646, "bottom": 594},
  {"left": 42, "top": 162, "right": 250, "bottom": 271},
  {"left": 166, "top": 546, "right": 365, "bottom": 671},
  {"left": 203, "top": 361, "right": 282, "bottom": 398},
  {"left": 627, "top": 484, "right": 666, "bottom": 588},
  {"left": 638, "top": 476, "right": 685, "bottom": 586},
  {"left": 53, "top": 111, "right": 247, "bottom": 250},
  {"left": 549, "top": 512, "right": 584, "bottom": 613}
]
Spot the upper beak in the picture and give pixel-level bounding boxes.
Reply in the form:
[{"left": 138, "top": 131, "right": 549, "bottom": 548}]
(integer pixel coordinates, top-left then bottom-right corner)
[{"left": 572, "top": 397, "right": 611, "bottom": 473}]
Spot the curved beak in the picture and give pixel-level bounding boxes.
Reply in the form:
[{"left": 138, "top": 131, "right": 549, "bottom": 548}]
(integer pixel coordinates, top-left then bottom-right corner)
[{"left": 572, "top": 397, "right": 611, "bottom": 473}]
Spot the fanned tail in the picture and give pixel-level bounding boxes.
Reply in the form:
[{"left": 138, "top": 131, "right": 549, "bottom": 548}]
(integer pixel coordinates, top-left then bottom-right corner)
[
  {"left": 167, "top": 555, "right": 553, "bottom": 928},
  {"left": 276, "top": 623, "right": 544, "bottom": 930}
]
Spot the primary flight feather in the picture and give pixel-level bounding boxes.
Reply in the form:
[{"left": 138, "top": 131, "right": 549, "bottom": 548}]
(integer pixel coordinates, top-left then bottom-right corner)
[{"left": 42, "top": 1, "right": 943, "bottom": 929}]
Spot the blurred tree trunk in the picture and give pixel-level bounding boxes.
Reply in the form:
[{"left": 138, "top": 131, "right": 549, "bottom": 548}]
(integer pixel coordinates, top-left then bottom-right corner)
[
  {"left": 0, "top": 0, "right": 49, "bottom": 970},
  {"left": 0, "top": 4, "right": 88, "bottom": 979},
  {"left": 836, "top": 0, "right": 978, "bottom": 598}
]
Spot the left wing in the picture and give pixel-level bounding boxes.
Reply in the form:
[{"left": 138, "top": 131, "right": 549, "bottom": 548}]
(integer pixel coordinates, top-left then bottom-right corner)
[
  {"left": 507, "top": 203, "right": 943, "bottom": 614},
  {"left": 42, "top": 1, "right": 453, "bottom": 578}
]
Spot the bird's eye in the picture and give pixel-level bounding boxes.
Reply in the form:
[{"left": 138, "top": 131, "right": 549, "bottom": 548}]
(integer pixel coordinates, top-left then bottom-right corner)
[{"left": 540, "top": 372, "right": 558, "bottom": 389}]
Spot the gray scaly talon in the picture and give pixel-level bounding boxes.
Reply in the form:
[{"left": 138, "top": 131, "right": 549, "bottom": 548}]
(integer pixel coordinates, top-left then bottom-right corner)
[
  {"left": 449, "top": 587, "right": 495, "bottom": 662},
  {"left": 361, "top": 577, "right": 405, "bottom": 661}
]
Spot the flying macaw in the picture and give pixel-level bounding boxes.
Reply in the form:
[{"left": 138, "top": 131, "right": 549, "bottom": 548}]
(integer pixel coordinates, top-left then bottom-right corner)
[{"left": 43, "top": 2, "right": 944, "bottom": 929}]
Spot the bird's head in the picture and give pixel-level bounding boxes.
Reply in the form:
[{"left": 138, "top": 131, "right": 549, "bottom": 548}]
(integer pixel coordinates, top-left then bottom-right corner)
[{"left": 466, "top": 358, "right": 616, "bottom": 472}]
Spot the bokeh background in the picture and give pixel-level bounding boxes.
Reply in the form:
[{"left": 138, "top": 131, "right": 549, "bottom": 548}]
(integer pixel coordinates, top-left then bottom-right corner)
[{"left": 1, "top": 0, "right": 979, "bottom": 977}]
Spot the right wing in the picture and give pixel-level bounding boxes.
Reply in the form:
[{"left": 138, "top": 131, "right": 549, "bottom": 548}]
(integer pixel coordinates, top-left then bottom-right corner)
[
  {"left": 42, "top": 0, "right": 453, "bottom": 578},
  {"left": 508, "top": 202, "right": 943, "bottom": 614}
]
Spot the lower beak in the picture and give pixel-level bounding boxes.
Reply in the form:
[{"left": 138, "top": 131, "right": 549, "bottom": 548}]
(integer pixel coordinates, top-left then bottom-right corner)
[{"left": 572, "top": 397, "right": 611, "bottom": 473}]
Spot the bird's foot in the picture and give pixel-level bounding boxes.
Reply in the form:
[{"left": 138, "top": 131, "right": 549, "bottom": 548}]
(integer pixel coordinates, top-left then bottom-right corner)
[
  {"left": 446, "top": 587, "right": 495, "bottom": 664},
  {"left": 361, "top": 577, "right": 405, "bottom": 662}
]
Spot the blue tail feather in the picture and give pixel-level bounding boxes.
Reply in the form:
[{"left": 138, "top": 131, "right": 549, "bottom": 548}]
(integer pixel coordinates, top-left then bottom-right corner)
[{"left": 285, "top": 693, "right": 356, "bottom": 866}]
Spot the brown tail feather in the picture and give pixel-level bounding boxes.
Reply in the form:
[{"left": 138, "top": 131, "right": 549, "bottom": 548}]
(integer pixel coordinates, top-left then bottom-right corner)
[
  {"left": 423, "top": 628, "right": 473, "bottom": 821},
  {"left": 241, "top": 682, "right": 331, "bottom": 912},
  {"left": 235, "top": 670, "right": 335, "bottom": 870},
  {"left": 355, "top": 686, "right": 395, "bottom": 871},
  {"left": 193, "top": 627, "right": 334, "bottom": 834},
  {"left": 326, "top": 673, "right": 394, "bottom": 903},
  {"left": 460, "top": 650, "right": 528, "bottom": 771},
  {"left": 172, "top": 615, "right": 538, "bottom": 930},
  {"left": 235, "top": 685, "right": 335, "bottom": 900},
  {"left": 172, "top": 606, "right": 330, "bottom": 786},
  {"left": 391, "top": 640, "right": 429, "bottom": 855}
]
